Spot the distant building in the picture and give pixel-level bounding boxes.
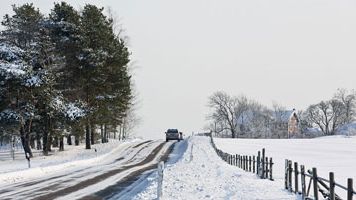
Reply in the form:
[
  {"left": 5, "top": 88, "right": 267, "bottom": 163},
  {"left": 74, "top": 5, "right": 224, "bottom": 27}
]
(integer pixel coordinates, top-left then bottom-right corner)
[
  {"left": 272, "top": 108, "right": 299, "bottom": 138},
  {"left": 288, "top": 109, "right": 299, "bottom": 136}
]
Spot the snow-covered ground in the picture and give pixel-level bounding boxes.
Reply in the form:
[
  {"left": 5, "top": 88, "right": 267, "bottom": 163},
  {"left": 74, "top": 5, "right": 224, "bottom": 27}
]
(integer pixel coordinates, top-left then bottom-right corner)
[
  {"left": 214, "top": 135, "right": 356, "bottom": 199},
  {"left": 5, "top": 135, "right": 351, "bottom": 199},
  {"left": 133, "top": 136, "right": 296, "bottom": 200},
  {"left": 0, "top": 139, "right": 141, "bottom": 184},
  {"left": 0, "top": 138, "right": 174, "bottom": 199}
]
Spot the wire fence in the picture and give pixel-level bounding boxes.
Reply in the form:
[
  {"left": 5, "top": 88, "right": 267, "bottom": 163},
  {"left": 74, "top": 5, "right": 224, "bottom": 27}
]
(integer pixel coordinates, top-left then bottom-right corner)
[{"left": 0, "top": 149, "right": 45, "bottom": 161}]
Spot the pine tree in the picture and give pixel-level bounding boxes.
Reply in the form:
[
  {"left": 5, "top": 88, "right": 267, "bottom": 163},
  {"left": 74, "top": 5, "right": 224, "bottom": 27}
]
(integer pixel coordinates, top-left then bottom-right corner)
[
  {"left": 1, "top": 3, "right": 133, "bottom": 155},
  {"left": 78, "top": 4, "right": 119, "bottom": 149},
  {"left": 0, "top": 3, "right": 44, "bottom": 158},
  {"left": 49, "top": 2, "right": 83, "bottom": 148}
]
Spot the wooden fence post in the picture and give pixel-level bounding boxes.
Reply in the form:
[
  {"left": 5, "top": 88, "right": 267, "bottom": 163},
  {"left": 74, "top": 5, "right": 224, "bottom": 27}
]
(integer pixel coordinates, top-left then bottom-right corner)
[
  {"left": 265, "top": 157, "right": 268, "bottom": 178},
  {"left": 238, "top": 155, "right": 240, "bottom": 168},
  {"left": 288, "top": 160, "right": 292, "bottom": 192},
  {"left": 347, "top": 178, "right": 353, "bottom": 200},
  {"left": 249, "top": 156, "right": 251, "bottom": 172},
  {"left": 235, "top": 154, "right": 238, "bottom": 166},
  {"left": 301, "top": 165, "right": 306, "bottom": 199},
  {"left": 240, "top": 155, "right": 242, "bottom": 168},
  {"left": 269, "top": 157, "right": 273, "bottom": 180},
  {"left": 285, "top": 159, "right": 289, "bottom": 190},
  {"left": 246, "top": 156, "right": 248, "bottom": 171},
  {"left": 244, "top": 156, "right": 247, "bottom": 171},
  {"left": 157, "top": 161, "right": 164, "bottom": 199},
  {"left": 312, "top": 167, "right": 319, "bottom": 200},
  {"left": 242, "top": 155, "right": 244, "bottom": 169},
  {"left": 294, "top": 162, "right": 299, "bottom": 194},
  {"left": 257, "top": 151, "right": 261, "bottom": 176},
  {"left": 261, "top": 148, "right": 265, "bottom": 179},
  {"left": 245, "top": 155, "right": 248, "bottom": 171},
  {"left": 242, "top": 156, "right": 245, "bottom": 170},
  {"left": 329, "top": 172, "right": 335, "bottom": 200},
  {"left": 253, "top": 156, "right": 256, "bottom": 173},
  {"left": 242, "top": 156, "right": 244, "bottom": 170}
]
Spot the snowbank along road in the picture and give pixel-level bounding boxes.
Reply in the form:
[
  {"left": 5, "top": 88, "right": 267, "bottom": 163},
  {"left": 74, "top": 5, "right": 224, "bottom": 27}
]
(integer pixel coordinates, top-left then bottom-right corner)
[
  {"left": 0, "top": 140, "right": 174, "bottom": 200},
  {"left": 133, "top": 136, "right": 297, "bottom": 200}
]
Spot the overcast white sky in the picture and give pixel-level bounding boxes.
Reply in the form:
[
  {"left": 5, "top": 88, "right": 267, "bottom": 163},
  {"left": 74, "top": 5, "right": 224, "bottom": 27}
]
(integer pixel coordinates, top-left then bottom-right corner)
[{"left": 2, "top": 0, "right": 356, "bottom": 139}]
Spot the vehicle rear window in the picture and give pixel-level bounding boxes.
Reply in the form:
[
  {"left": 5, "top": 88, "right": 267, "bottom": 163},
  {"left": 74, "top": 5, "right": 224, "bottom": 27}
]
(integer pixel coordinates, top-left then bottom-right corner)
[{"left": 167, "top": 129, "right": 178, "bottom": 133}]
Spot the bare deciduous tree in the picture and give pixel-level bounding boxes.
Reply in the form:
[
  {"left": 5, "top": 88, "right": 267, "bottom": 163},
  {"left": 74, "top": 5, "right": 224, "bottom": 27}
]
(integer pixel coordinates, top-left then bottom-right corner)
[
  {"left": 208, "top": 91, "right": 239, "bottom": 138},
  {"left": 333, "top": 88, "right": 356, "bottom": 124},
  {"left": 305, "top": 100, "right": 344, "bottom": 135}
]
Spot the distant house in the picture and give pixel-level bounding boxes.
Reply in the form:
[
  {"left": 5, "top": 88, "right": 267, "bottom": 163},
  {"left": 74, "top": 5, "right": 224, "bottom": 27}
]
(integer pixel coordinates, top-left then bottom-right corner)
[
  {"left": 272, "top": 109, "right": 299, "bottom": 138},
  {"left": 235, "top": 108, "right": 300, "bottom": 138},
  {"left": 288, "top": 109, "right": 299, "bottom": 136}
]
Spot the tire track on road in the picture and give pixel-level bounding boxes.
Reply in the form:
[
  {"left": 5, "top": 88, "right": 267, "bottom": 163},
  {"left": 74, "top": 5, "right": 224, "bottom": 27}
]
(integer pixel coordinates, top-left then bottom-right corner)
[
  {"left": 0, "top": 140, "right": 158, "bottom": 200},
  {"left": 34, "top": 142, "right": 170, "bottom": 200}
]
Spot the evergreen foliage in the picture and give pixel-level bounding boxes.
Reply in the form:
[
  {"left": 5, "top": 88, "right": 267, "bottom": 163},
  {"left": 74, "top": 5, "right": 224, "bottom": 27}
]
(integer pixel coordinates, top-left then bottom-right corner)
[{"left": 0, "top": 2, "right": 133, "bottom": 155}]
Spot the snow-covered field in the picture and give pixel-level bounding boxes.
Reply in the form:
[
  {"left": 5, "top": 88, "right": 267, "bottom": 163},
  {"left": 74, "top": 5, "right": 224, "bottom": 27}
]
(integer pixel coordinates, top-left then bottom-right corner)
[
  {"left": 134, "top": 136, "right": 296, "bottom": 200},
  {"left": 214, "top": 135, "right": 356, "bottom": 199}
]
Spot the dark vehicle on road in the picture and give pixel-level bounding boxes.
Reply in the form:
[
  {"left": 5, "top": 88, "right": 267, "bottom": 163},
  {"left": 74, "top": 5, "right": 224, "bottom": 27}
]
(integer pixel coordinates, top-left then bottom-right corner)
[{"left": 165, "top": 129, "right": 181, "bottom": 142}]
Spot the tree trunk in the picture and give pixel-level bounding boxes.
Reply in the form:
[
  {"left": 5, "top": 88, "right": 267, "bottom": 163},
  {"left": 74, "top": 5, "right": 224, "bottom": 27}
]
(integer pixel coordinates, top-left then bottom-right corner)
[
  {"left": 59, "top": 136, "right": 64, "bottom": 151},
  {"left": 104, "top": 124, "right": 107, "bottom": 143},
  {"left": 75, "top": 135, "right": 79, "bottom": 146},
  {"left": 122, "top": 124, "right": 126, "bottom": 140},
  {"left": 43, "top": 131, "right": 49, "bottom": 156},
  {"left": 36, "top": 132, "right": 42, "bottom": 150},
  {"left": 43, "top": 115, "right": 52, "bottom": 155},
  {"left": 30, "top": 135, "right": 35, "bottom": 149},
  {"left": 85, "top": 123, "right": 91, "bottom": 149},
  {"left": 36, "top": 138, "right": 42, "bottom": 150},
  {"left": 101, "top": 124, "right": 104, "bottom": 143},
  {"left": 67, "top": 135, "right": 72, "bottom": 145},
  {"left": 118, "top": 125, "right": 122, "bottom": 140},
  {"left": 52, "top": 136, "right": 58, "bottom": 148},
  {"left": 90, "top": 124, "right": 95, "bottom": 145},
  {"left": 20, "top": 126, "right": 33, "bottom": 158},
  {"left": 231, "top": 129, "right": 236, "bottom": 138},
  {"left": 48, "top": 136, "right": 52, "bottom": 152}
]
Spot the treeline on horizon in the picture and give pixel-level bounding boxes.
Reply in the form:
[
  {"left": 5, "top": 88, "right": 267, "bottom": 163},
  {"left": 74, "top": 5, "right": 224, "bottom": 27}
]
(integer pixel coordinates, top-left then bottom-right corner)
[
  {"left": 0, "top": 2, "right": 134, "bottom": 157},
  {"left": 207, "top": 88, "right": 356, "bottom": 138}
]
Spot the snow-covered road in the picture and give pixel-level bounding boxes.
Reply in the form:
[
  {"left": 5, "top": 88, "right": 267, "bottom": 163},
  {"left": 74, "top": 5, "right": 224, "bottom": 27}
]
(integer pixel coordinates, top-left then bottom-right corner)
[
  {"left": 0, "top": 140, "right": 173, "bottom": 200},
  {"left": 134, "top": 136, "right": 297, "bottom": 200}
]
